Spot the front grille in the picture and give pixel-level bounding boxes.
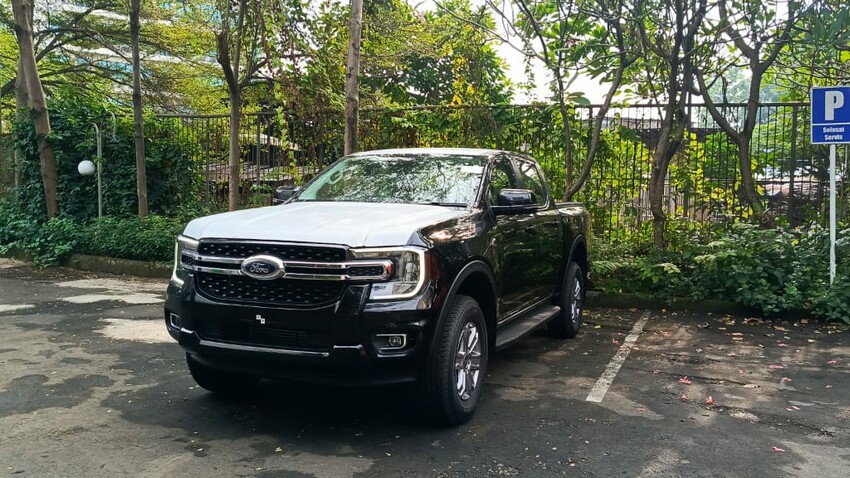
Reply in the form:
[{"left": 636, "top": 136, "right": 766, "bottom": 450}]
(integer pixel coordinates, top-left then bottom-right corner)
[
  {"left": 198, "top": 242, "right": 347, "bottom": 262},
  {"left": 198, "top": 321, "right": 331, "bottom": 351},
  {"left": 196, "top": 273, "right": 343, "bottom": 307}
]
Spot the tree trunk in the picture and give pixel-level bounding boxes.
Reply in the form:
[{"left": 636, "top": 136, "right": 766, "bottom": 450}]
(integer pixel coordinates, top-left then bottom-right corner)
[
  {"left": 228, "top": 90, "right": 241, "bottom": 211},
  {"left": 344, "top": 0, "right": 362, "bottom": 156},
  {"left": 130, "top": 0, "right": 148, "bottom": 217},
  {"left": 12, "top": 0, "right": 58, "bottom": 218},
  {"left": 14, "top": 56, "right": 29, "bottom": 190},
  {"left": 554, "top": 73, "right": 573, "bottom": 199},
  {"left": 648, "top": 142, "right": 671, "bottom": 249}
]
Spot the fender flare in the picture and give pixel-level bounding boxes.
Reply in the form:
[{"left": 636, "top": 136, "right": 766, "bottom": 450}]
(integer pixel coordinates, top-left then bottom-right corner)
[
  {"left": 554, "top": 235, "right": 588, "bottom": 298},
  {"left": 567, "top": 235, "right": 587, "bottom": 268},
  {"left": 427, "top": 260, "right": 497, "bottom": 358}
]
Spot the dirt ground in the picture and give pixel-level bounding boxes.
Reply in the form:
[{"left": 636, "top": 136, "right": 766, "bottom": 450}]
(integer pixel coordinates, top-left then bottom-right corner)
[{"left": 1, "top": 258, "right": 848, "bottom": 477}]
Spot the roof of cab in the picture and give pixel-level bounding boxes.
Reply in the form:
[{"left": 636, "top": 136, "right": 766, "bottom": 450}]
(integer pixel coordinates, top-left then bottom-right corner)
[{"left": 349, "top": 147, "right": 504, "bottom": 158}]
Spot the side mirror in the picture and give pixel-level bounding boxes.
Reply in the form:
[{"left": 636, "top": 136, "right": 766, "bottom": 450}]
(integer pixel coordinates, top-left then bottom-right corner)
[
  {"left": 491, "top": 189, "right": 537, "bottom": 215},
  {"left": 273, "top": 186, "right": 300, "bottom": 205}
]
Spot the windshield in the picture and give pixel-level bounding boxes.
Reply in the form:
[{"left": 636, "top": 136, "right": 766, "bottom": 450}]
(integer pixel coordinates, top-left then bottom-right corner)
[{"left": 295, "top": 154, "right": 486, "bottom": 206}]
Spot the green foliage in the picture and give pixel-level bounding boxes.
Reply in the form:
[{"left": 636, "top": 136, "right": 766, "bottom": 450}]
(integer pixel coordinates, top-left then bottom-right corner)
[
  {"left": 0, "top": 199, "right": 186, "bottom": 265},
  {"left": 594, "top": 220, "right": 850, "bottom": 324},
  {"left": 76, "top": 215, "right": 186, "bottom": 262},
  {"left": 12, "top": 88, "right": 203, "bottom": 221}
]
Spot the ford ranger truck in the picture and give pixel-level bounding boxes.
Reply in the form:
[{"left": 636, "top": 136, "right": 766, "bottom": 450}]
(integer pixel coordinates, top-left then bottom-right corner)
[{"left": 165, "top": 148, "right": 590, "bottom": 425}]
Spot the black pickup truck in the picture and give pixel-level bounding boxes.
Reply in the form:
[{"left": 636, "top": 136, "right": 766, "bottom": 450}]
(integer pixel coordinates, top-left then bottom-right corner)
[{"left": 165, "top": 148, "right": 590, "bottom": 425}]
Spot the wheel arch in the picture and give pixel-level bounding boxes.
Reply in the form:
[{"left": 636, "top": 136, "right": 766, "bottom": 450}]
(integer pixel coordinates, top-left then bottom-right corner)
[{"left": 431, "top": 260, "right": 497, "bottom": 355}]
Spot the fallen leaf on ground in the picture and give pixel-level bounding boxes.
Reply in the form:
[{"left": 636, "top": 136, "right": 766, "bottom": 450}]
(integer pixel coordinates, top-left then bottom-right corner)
[
  {"left": 769, "top": 364, "right": 785, "bottom": 369},
  {"left": 612, "top": 338, "right": 620, "bottom": 345},
  {"left": 827, "top": 359, "right": 839, "bottom": 365},
  {"left": 679, "top": 376, "right": 692, "bottom": 385},
  {"left": 705, "top": 396, "right": 715, "bottom": 405},
  {"left": 772, "top": 447, "right": 786, "bottom": 453},
  {"left": 679, "top": 394, "right": 689, "bottom": 401},
  {"left": 781, "top": 377, "right": 792, "bottom": 383}
]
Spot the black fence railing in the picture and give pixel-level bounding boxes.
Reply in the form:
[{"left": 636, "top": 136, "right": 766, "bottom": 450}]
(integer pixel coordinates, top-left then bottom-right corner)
[{"left": 158, "top": 103, "right": 848, "bottom": 244}]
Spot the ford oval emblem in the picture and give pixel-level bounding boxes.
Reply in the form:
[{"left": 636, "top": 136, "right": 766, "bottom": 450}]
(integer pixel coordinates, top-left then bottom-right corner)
[{"left": 241, "top": 255, "right": 285, "bottom": 280}]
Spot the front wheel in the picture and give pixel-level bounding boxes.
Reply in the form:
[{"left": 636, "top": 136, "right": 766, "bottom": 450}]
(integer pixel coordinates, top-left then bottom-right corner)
[
  {"left": 186, "top": 354, "right": 259, "bottom": 396},
  {"left": 548, "top": 261, "right": 585, "bottom": 339},
  {"left": 421, "top": 295, "right": 489, "bottom": 426}
]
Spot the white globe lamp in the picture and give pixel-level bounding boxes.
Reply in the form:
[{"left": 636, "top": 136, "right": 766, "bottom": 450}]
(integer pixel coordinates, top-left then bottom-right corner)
[{"left": 78, "top": 160, "right": 96, "bottom": 176}]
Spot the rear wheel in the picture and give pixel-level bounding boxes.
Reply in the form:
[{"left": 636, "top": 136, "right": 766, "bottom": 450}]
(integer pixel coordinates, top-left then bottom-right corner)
[
  {"left": 421, "top": 295, "right": 489, "bottom": 426},
  {"left": 186, "top": 354, "right": 259, "bottom": 396},
  {"left": 548, "top": 261, "right": 585, "bottom": 339}
]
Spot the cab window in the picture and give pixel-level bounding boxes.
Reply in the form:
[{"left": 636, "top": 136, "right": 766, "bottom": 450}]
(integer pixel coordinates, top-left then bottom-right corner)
[
  {"left": 514, "top": 159, "right": 547, "bottom": 205},
  {"left": 488, "top": 158, "right": 519, "bottom": 205}
]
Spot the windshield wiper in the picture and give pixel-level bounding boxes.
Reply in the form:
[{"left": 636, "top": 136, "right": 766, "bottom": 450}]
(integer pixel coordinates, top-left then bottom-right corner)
[{"left": 418, "top": 201, "right": 468, "bottom": 207}]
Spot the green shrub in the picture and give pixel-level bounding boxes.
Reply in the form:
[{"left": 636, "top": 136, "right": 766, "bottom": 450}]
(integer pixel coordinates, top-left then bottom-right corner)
[
  {"left": 1, "top": 199, "right": 186, "bottom": 265},
  {"left": 77, "top": 215, "right": 186, "bottom": 262},
  {"left": 592, "top": 221, "right": 850, "bottom": 324},
  {"left": 12, "top": 87, "right": 203, "bottom": 221}
]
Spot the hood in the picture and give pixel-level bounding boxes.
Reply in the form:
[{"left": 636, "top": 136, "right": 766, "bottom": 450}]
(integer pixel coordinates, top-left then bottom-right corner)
[{"left": 182, "top": 201, "right": 470, "bottom": 247}]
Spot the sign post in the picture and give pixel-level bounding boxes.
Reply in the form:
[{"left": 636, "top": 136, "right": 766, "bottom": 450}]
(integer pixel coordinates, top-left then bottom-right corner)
[{"left": 811, "top": 86, "right": 850, "bottom": 285}]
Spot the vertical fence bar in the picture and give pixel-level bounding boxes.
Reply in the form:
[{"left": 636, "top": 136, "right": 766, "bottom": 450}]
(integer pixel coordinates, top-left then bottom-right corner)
[{"left": 788, "top": 105, "right": 798, "bottom": 225}]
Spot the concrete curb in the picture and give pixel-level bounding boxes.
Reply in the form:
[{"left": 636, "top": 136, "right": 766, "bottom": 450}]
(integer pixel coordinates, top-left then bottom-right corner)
[
  {"left": 63, "top": 254, "right": 172, "bottom": 279},
  {"left": 586, "top": 291, "right": 754, "bottom": 316}
]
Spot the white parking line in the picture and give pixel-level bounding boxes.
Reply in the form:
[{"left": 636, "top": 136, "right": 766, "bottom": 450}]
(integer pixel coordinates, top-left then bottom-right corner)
[{"left": 586, "top": 312, "right": 651, "bottom": 403}]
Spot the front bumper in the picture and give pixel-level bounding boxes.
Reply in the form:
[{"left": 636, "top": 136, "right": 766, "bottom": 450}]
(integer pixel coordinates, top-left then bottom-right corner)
[{"left": 164, "top": 275, "right": 440, "bottom": 386}]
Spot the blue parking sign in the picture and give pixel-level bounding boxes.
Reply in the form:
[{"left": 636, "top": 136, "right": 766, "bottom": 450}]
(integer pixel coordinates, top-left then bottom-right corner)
[{"left": 811, "top": 86, "right": 850, "bottom": 144}]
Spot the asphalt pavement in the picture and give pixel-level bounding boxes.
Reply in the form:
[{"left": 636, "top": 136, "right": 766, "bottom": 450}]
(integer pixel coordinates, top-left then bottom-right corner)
[{"left": 1, "top": 258, "right": 848, "bottom": 477}]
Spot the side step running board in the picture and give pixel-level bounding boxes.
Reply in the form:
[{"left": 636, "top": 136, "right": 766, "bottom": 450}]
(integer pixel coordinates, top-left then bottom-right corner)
[{"left": 494, "top": 305, "right": 561, "bottom": 351}]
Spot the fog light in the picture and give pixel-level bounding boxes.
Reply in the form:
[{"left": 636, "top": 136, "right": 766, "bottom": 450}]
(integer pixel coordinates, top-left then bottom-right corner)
[
  {"left": 376, "top": 333, "right": 407, "bottom": 351},
  {"left": 169, "top": 313, "right": 182, "bottom": 329}
]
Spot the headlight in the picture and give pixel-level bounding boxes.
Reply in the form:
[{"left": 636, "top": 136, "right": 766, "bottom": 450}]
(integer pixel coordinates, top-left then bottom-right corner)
[
  {"left": 171, "top": 235, "right": 199, "bottom": 287},
  {"left": 350, "top": 247, "right": 428, "bottom": 300}
]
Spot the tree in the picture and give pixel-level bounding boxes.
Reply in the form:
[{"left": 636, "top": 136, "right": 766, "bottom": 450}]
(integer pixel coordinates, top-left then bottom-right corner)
[
  {"left": 215, "top": 0, "right": 268, "bottom": 211},
  {"left": 1, "top": 1, "right": 224, "bottom": 114},
  {"left": 438, "top": 0, "right": 636, "bottom": 200},
  {"left": 633, "top": 0, "right": 707, "bottom": 248},
  {"left": 771, "top": 1, "right": 850, "bottom": 100},
  {"left": 130, "top": 0, "right": 148, "bottom": 217},
  {"left": 694, "top": 0, "right": 804, "bottom": 225},
  {"left": 11, "top": 0, "right": 58, "bottom": 218},
  {"left": 344, "top": 0, "right": 363, "bottom": 155}
]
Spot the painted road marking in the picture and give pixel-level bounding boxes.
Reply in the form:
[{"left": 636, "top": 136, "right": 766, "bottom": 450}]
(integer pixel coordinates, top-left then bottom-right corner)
[{"left": 586, "top": 312, "right": 651, "bottom": 403}]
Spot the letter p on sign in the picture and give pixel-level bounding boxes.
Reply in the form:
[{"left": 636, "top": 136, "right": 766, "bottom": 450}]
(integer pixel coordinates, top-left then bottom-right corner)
[{"left": 825, "top": 91, "right": 845, "bottom": 121}]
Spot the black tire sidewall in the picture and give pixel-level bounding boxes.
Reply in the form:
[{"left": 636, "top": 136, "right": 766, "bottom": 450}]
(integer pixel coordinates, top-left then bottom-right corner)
[
  {"left": 548, "top": 261, "right": 584, "bottom": 338},
  {"left": 565, "top": 261, "right": 584, "bottom": 331},
  {"left": 427, "top": 295, "right": 489, "bottom": 424}
]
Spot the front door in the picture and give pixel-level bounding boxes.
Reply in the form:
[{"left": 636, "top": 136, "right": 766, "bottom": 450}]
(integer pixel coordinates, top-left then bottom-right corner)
[{"left": 487, "top": 157, "right": 539, "bottom": 319}]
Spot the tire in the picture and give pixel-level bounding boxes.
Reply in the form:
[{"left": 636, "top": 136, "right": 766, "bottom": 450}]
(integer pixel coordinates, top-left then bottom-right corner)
[
  {"left": 186, "top": 353, "right": 259, "bottom": 396},
  {"left": 421, "top": 295, "right": 489, "bottom": 426},
  {"left": 548, "top": 261, "right": 585, "bottom": 339}
]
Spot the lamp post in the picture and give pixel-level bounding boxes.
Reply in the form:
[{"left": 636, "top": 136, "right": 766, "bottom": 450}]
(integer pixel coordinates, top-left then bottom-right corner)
[{"left": 77, "top": 114, "right": 116, "bottom": 219}]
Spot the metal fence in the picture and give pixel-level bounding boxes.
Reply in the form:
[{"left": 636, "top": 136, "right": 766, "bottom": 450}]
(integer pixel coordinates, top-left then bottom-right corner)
[{"left": 163, "top": 103, "right": 848, "bottom": 243}]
